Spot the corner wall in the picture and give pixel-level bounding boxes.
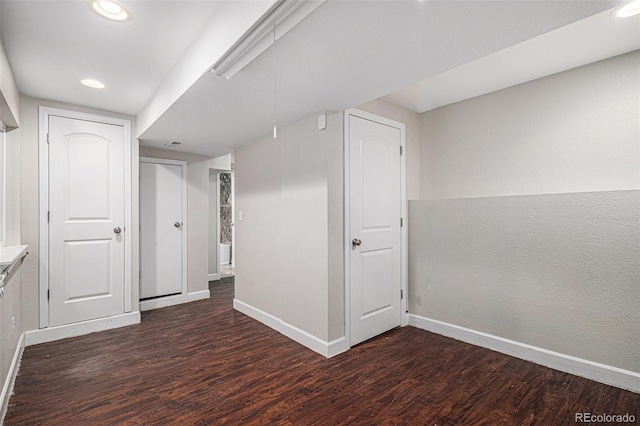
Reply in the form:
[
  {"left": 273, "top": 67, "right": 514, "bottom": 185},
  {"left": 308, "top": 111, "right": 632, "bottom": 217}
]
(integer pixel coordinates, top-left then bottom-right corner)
[
  {"left": 0, "top": 126, "right": 23, "bottom": 418},
  {"left": 234, "top": 112, "right": 344, "bottom": 349},
  {"left": 409, "top": 51, "right": 640, "bottom": 374},
  {"left": 0, "top": 33, "right": 23, "bottom": 418}
]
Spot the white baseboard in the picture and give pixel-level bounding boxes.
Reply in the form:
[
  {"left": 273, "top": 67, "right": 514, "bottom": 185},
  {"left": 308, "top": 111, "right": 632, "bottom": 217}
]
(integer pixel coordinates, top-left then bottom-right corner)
[
  {"left": 186, "top": 290, "right": 210, "bottom": 302},
  {"left": 208, "top": 273, "right": 220, "bottom": 281},
  {"left": 233, "top": 298, "right": 349, "bottom": 358},
  {"left": 140, "top": 290, "right": 210, "bottom": 312},
  {"left": 140, "top": 294, "right": 184, "bottom": 311},
  {"left": 25, "top": 312, "right": 141, "bottom": 346},
  {"left": 1, "top": 333, "right": 24, "bottom": 423},
  {"left": 408, "top": 314, "right": 640, "bottom": 393}
]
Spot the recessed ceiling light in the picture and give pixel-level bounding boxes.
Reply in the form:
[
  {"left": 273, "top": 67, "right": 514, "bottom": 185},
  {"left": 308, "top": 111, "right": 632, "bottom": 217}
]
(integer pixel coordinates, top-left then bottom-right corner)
[
  {"left": 88, "top": 0, "right": 131, "bottom": 22},
  {"left": 612, "top": 0, "right": 640, "bottom": 18},
  {"left": 81, "top": 79, "right": 106, "bottom": 89}
]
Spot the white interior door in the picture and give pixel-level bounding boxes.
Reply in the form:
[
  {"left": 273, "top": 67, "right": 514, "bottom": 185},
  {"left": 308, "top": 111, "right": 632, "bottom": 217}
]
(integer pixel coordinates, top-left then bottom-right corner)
[
  {"left": 49, "top": 116, "right": 125, "bottom": 326},
  {"left": 140, "top": 160, "right": 184, "bottom": 299},
  {"left": 349, "top": 114, "right": 402, "bottom": 346}
]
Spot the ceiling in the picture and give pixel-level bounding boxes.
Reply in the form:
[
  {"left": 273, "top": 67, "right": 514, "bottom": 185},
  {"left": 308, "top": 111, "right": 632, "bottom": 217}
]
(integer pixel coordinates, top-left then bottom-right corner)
[
  {"left": 0, "top": 0, "right": 221, "bottom": 115},
  {"left": 1, "top": 0, "right": 635, "bottom": 157}
]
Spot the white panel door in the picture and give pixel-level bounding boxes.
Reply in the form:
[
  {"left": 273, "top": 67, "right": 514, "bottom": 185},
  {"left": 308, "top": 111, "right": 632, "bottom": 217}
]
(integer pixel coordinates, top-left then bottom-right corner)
[
  {"left": 349, "top": 115, "right": 402, "bottom": 345},
  {"left": 140, "top": 161, "right": 183, "bottom": 299},
  {"left": 49, "top": 116, "right": 125, "bottom": 326}
]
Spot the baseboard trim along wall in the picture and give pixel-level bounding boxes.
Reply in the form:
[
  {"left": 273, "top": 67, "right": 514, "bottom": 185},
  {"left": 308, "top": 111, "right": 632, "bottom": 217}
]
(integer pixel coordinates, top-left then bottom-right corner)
[
  {"left": 408, "top": 314, "right": 640, "bottom": 393},
  {"left": 25, "top": 312, "right": 141, "bottom": 346},
  {"left": 140, "top": 290, "right": 210, "bottom": 312},
  {"left": 186, "top": 290, "right": 210, "bottom": 303},
  {"left": 233, "top": 298, "right": 349, "bottom": 358},
  {"left": 1, "top": 333, "right": 25, "bottom": 423}
]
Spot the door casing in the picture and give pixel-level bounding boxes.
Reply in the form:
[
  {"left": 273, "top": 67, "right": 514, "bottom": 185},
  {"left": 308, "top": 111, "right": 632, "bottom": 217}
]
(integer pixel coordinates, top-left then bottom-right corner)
[
  {"left": 38, "top": 106, "right": 132, "bottom": 329},
  {"left": 343, "top": 108, "right": 408, "bottom": 346}
]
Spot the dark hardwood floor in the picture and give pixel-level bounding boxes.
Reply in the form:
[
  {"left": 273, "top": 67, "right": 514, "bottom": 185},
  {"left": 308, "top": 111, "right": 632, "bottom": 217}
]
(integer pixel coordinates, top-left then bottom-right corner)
[{"left": 6, "top": 277, "right": 638, "bottom": 425}]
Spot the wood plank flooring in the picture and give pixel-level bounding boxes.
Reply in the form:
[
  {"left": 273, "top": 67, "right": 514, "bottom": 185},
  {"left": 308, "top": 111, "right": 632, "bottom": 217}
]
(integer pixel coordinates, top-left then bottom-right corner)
[{"left": 6, "top": 277, "right": 638, "bottom": 425}]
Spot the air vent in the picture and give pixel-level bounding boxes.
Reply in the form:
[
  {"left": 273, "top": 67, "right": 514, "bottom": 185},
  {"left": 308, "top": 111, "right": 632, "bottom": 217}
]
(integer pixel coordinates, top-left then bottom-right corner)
[{"left": 165, "top": 141, "right": 182, "bottom": 147}]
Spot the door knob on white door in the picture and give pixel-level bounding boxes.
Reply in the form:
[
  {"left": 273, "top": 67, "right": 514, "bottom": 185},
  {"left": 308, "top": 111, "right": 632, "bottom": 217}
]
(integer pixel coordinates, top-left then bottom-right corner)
[
  {"left": 114, "top": 227, "right": 122, "bottom": 234},
  {"left": 352, "top": 238, "right": 362, "bottom": 247},
  {"left": 174, "top": 222, "right": 181, "bottom": 228}
]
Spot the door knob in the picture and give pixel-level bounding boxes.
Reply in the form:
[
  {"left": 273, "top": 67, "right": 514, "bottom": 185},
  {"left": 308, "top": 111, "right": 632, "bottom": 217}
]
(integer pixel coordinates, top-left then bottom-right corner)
[
  {"left": 114, "top": 227, "right": 122, "bottom": 234},
  {"left": 352, "top": 238, "right": 362, "bottom": 247},
  {"left": 174, "top": 222, "right": 181, "bottom": 228}
]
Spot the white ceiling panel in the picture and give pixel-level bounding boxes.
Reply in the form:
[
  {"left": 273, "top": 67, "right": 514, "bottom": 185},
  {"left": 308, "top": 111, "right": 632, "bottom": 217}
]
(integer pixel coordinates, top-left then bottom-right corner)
[
  {"left": 0, "top": 0, "right": 221, "bottom": 115},
  {"left": 139, "top": 0, "right": 619, "bottom": 156}
]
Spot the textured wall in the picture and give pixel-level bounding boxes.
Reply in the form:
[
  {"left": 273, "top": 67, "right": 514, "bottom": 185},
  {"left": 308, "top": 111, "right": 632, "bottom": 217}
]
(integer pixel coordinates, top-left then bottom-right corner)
[
  {"left": 408, "top": 191, "right": 640, "bottom": 372},
  {"left": 410, "top": 51, "right": 640, "bottom": 373}
]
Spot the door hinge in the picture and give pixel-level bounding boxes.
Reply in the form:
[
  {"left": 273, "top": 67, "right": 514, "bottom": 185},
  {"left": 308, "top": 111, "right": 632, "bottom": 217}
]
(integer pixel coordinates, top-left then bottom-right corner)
[
  {"left": 47, "top": 289, "right": 50, "bottom": 300},
  {"left": 47, "top": 133, "right": 50, "bottom": 144},
  {"left": 400, "top": 146, "right": 403, "bottom": 155},
  {"left": 401, "top": 289, "right": 404, "bottom": 300},
  {"left": 47, "top": 211, "right": 50, "bottom": 223},
  {"left": 400, "top": 218, "right": 403, "bottom": 227}
]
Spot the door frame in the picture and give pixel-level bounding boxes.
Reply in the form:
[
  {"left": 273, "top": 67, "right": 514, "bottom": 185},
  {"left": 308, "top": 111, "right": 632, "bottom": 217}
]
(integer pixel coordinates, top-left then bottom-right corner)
[
  {"left": 139, "top": 157, "right": 188, "bottom": 305},
  {"left": 208, "top": 171, "right": 221, "bottom": 281},
  {"left": 38, "top": 106, "right": 132, "bottom": 329},
  {"left": 343, "top": 108, "right": 408, "bottom": 347}
]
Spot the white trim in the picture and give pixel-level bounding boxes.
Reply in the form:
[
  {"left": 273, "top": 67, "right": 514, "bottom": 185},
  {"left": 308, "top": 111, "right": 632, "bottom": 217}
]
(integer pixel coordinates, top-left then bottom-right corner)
[
  {"left": 1, "top": 333, "right": 24, "bottom": 423},
  {"left": 208, "top": 273, "right": 220, "bottom": 282},
  {"left": 343, "top": 109, "right": 408, "bottom": 347},
  {"left": 0, "top": 129, "right": 6, "bottom": 247},
  {"left": 25, "top": 312, "right": 140, "bottom": 346},
  {"left": 139, "top": 294, "right": 184, "bottom": 311},
  {"left": 186, "top": 289, "right": 210, "bottom": 302},
  {"left": 38, "top": 106, "right": 133, "bottom": 328},
  {"left": 139, "top": 290, "right": 210, "bottom": 311},
  {"left": 139, "top": 156, "right": 189, "bottom": 300},
  {"left": 408, "top": 314, "right": 640, "bottom": 393},
  {"left": 231, "top": 172, "right": 235, "bottom": 268},
  {"left": 211, "top": 0, "right": 325, "bottom": 79},
  {"left": 216, "top": 173, "right": 221, "bottom": 274},
  {"left": 233, "top": 298, "right": 349, "bottom": 358}
]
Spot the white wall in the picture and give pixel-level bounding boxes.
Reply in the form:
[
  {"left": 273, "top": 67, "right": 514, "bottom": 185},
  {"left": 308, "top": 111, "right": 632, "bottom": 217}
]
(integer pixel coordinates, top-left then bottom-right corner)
[
  {"left": 139, "top": 147, "right": 231, "bottom": 294},
  {"left": 0, "top": 38, "right": 20, "bottom": 127},
  {"left": 0, "top": 127, "right": 23, "bottom": 418},
  {"left": 0, "top": 35, "right": 22, "bottom": 415},
  {"left": 234, "top": 112, "right": 344, "bottom": 344},
  {"left": 420, "top": 50, "right": 639, "bottom": 200},
  {"left": 409, "top": 51, "right": 640, "bottom": 373},
  {"left": 19, "top": 96, "right": 138, "bottom": 332}
]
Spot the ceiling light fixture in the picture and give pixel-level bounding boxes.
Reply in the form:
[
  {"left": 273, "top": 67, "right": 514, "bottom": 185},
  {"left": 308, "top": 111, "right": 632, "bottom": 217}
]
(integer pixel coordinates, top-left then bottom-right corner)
[
  {"left": 81, "top": 79, "right": 106, "bottom": 89},
  {"left": 88, "top": 0, "right": 131, "bottom": 22},
  {"left": 211, "top": 0, "right": 325, "bottom": 79},
  {"left": 273, "top": 25, "right": 277, "bottom": 139},
  {"left": 612, "top": 0, "right": 640, "bottom": 18}
]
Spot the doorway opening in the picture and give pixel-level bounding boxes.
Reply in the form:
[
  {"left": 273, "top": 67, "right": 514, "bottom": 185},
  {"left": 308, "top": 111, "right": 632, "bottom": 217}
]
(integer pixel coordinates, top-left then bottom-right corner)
[
  {"left": 219, "top": 172, "right": 234, "bottom": 278},
  {"left": 208, "top": 169, "right": 235, "bottom": 281}
]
